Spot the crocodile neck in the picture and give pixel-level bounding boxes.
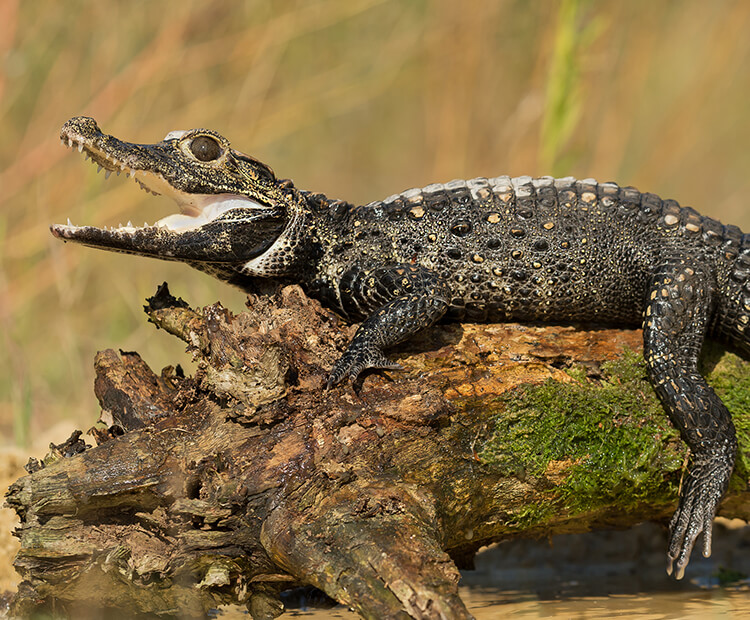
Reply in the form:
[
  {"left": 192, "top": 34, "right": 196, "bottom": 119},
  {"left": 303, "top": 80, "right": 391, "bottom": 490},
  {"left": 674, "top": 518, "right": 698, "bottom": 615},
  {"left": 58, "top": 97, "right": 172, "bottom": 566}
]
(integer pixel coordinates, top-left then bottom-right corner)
[{"left": 187, "top": 187, "right": 348, "bottom": 294}]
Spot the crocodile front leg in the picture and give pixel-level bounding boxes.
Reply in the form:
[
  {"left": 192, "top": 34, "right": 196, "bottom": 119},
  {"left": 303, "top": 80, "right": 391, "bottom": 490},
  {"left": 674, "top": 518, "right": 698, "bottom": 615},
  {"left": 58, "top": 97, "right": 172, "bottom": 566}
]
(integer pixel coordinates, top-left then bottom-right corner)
[
  {"left": 328, "top": 264, "right": 449, "bottom": 386},
  {"left": 643, "top": 259, "right": 737, "bottom": 579}
]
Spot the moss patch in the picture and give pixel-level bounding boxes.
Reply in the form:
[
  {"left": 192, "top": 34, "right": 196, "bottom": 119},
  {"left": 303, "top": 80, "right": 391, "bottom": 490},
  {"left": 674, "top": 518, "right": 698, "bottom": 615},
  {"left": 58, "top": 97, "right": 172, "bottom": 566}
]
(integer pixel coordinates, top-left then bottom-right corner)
[
  {"left": 480, "top": 350, "right": 684, "bottom": 515},
  {"left": 503, "top": 502, "right": 555, "bottom": 529},
  {"left": 701, "top": 342, "right": 750, "bottom": 488}
]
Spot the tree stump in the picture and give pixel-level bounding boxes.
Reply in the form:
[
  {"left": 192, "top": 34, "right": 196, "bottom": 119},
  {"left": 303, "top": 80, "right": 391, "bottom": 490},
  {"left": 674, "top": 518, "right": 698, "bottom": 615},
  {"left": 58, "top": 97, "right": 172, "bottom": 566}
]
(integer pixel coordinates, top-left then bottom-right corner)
[{"left": 7, "top": 283, "right": 750, "bottom": 619}]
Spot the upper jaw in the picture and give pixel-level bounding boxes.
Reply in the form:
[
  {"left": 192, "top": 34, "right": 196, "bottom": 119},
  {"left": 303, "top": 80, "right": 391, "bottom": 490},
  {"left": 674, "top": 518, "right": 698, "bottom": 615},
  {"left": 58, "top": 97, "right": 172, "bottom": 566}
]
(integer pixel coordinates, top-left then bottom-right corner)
[
  {"left": 60, "top": 116, "right": 198, "bottom": 205},
  {"left": 60, "top": 116, "right": 151, "bottom": 181}
]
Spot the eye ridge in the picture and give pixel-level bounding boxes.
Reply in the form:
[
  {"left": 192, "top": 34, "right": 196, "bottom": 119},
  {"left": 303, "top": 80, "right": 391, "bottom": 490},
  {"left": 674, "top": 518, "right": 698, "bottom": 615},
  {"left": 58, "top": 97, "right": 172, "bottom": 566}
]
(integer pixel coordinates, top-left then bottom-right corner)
[
  {"left": 254, "top": 164, "right": 275, "bottom": 185},
  {"left": 190, "top": 135, "right": 221, "bottom": 162}
]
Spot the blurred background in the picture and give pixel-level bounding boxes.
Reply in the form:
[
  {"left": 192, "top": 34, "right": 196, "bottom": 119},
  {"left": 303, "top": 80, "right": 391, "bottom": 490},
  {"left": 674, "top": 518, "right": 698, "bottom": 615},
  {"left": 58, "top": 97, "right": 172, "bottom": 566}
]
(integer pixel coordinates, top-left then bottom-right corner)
[{"left": 1, "top": 0, "right": 750, "bottom": 602}]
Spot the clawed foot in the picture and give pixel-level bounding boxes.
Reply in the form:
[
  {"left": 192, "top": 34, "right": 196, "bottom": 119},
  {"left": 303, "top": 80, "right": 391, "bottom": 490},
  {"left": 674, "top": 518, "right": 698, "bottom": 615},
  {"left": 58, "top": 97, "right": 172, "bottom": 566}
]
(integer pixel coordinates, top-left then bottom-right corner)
[
  {"left": 326, "top": 346, "right": 403, "bottom": 388},
  {"left": 666, "top": 458, "right": 731, "bottom": 579}
]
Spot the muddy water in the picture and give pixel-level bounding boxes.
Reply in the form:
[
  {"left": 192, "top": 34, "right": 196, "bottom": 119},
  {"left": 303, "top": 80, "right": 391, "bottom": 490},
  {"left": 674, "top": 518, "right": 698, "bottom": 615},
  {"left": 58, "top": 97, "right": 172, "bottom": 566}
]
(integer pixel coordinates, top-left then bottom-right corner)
[{"left": 274, "top": 521, "right": 750, "bottom": 619}]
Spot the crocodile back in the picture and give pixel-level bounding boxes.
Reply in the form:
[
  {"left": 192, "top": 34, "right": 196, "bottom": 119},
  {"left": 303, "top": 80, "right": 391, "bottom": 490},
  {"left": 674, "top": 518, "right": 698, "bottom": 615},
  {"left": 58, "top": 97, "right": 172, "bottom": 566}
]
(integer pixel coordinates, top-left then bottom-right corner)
[{"left": 309, "top": 176, "right": 744, "bottom": 334}]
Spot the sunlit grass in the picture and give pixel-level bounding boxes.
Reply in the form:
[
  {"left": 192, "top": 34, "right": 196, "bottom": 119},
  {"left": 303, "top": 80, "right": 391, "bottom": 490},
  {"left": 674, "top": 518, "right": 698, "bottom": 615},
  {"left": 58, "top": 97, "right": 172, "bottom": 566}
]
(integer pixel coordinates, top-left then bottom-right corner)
[
  {"left": 540, "top": 0, "right": 606, "bottom": 174},
  {"left": 1, "top": 0, "right": 750, "bottom": 445}
]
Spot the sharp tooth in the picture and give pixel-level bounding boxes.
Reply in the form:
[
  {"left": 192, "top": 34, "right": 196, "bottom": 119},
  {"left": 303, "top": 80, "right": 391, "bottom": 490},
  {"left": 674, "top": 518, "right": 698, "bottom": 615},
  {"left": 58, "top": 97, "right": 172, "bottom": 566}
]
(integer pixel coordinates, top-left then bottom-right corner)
[
  {"left": 127, "top": 221, "right": 133, "bottom": 227},
  {"left": 67, "top": 137, "right": 73, "bottom": 147},
  {"left": 77, "top": 143, "right": 84, "bottom": 153},
  {"left": 105, "top": 170, "right": 111, "bottom": 180},
  {"left": 97, "top": 165, "right": 103, "bottom": 173},
  {"left": 128, "top": 169, "right": 136, "bottom": 178},
  {"left": 67, "top": 218, "right": 73, "bottom": 226},
  {"left": 144, "top": 222, "right": 149, "bottom": 227},
  {"left": 60, "top": 138, "right": 66, "bottom": 147}
]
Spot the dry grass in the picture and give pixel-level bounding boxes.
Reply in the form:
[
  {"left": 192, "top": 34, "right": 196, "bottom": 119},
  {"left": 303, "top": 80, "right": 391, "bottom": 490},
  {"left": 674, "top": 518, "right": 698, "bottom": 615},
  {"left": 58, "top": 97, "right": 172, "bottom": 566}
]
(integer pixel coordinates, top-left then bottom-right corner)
[{"left": 1, "top": 0, "right": 750, "bottom": 446}]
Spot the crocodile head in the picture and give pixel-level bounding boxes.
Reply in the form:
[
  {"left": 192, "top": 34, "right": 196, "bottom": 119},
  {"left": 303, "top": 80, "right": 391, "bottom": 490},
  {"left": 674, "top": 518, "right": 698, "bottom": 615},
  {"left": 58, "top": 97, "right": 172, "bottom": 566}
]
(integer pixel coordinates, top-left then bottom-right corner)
[{"left": 51, "top": 116, "right": 306, "bottom": 278}]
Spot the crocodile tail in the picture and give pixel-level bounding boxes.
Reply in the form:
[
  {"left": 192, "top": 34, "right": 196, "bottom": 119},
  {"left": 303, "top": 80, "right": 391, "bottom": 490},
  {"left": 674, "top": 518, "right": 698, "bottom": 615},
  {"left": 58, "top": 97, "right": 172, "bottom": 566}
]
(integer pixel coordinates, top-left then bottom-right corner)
[{"left": 714, "top": 233, "right": 750, "bottom": 357}]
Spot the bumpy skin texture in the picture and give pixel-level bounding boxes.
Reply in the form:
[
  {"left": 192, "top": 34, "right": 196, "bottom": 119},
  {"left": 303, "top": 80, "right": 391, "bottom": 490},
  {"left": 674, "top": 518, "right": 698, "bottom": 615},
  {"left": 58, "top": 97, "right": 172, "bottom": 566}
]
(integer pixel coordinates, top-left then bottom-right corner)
[{"left": 52, "top": 119, "right": 750, "bottom": 580}]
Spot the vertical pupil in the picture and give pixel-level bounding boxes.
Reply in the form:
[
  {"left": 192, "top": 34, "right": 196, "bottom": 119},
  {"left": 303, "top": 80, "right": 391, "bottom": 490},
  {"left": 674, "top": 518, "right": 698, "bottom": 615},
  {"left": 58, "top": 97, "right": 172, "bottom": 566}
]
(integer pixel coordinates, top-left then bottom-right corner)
[{"left": 191, "top": 136, "right": 220, "bottom": 161}]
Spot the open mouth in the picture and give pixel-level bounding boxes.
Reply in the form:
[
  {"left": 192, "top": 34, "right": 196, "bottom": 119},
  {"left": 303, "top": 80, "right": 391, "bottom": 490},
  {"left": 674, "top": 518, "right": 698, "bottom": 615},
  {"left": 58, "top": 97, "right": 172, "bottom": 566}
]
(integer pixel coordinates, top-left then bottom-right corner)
[{"left": 52, "top": 122, "right": 261, "bottom": 237}]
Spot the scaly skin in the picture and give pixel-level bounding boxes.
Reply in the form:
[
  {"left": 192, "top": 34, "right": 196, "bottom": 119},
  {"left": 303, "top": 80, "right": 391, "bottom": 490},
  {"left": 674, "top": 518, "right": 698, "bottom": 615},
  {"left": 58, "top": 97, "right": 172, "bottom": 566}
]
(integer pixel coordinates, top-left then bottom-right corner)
[{"left": 52, "top": 116, "right": 749, "bottom": 580}]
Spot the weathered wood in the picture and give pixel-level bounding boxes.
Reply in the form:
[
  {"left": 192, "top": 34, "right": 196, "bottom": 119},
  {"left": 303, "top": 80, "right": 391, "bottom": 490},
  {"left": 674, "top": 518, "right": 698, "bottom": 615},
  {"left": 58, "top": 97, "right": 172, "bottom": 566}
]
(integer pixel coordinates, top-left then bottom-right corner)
[{"left": 7, "top": 283, "right": 750, "bottom": 619}]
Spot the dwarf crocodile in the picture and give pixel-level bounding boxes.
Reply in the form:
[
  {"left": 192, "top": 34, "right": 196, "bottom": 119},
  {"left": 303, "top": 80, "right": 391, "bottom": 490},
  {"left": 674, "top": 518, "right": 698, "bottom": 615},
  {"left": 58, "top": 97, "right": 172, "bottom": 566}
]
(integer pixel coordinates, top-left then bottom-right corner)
[{"left": 52, "top": 116, "right": 748, "bottom": 580}]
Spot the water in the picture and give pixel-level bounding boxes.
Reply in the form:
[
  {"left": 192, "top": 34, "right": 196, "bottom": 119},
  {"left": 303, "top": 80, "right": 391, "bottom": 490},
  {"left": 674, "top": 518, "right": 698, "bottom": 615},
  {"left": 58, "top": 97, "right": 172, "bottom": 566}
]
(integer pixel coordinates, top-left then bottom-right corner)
[{"left": 267, "top": 520, "right": 750, "bottom": 619}]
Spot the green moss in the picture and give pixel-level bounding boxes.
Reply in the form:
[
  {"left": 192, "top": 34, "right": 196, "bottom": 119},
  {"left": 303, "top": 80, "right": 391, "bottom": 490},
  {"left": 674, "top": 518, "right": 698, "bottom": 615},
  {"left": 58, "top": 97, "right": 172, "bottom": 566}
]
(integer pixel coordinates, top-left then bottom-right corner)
[
  {"left": 701, "top": 342, "right": 750, "bottom": 488},
  {"left": 504, "top": 502, "right": 555, "bottom": 529},
  {"left": 563, "top": 365, "right": 588, "bottom": 382},
  {"left": 714, "top": 565, "right": 748, "bottom": 586},
  {"left": 480, "top": 350, "right": 683, "bottom": 514},
  {"left": 479, "top": 346, "right": 750, "bottom": 518}
]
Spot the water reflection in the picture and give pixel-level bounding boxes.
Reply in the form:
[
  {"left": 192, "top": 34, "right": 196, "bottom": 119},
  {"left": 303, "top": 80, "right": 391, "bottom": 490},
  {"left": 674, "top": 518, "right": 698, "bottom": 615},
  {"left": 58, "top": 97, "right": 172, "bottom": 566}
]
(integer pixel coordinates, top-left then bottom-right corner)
[{"left": 276, "top": 520, "right": 750, "bottom": 618}]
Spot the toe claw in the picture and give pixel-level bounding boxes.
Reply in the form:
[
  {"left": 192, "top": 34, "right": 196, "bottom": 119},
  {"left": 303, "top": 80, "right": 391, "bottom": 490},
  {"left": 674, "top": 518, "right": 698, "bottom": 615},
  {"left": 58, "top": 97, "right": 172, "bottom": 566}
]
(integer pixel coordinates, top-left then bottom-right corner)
[
  {"left": 327, "top": 346, "right": 402, "bottom": 388},
  {"left": 665, "top": 451, "right": 731, "bottom": 579},
  {"left": 675, "top": 563, "right": 686, "bottom": 581}
]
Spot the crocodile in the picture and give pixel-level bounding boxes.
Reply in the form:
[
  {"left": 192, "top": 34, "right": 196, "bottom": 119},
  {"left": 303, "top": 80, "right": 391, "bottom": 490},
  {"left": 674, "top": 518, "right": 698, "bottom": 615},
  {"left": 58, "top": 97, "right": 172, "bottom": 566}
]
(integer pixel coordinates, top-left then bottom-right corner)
[{"left": 52, "top": 116, "right": 748, "bottom": 581}]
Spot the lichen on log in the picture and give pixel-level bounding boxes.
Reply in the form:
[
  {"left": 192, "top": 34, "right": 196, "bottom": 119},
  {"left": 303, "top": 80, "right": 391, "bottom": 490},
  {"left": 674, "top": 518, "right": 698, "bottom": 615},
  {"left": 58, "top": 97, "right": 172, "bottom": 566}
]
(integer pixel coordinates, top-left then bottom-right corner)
[{"left": 6, "top": 283, "right": 750, "bottom": 619}]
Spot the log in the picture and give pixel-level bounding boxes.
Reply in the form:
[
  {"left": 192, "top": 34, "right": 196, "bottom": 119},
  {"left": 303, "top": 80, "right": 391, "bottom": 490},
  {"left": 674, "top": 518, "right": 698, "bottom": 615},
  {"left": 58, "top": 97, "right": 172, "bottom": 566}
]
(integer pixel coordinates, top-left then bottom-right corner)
[{"left": 7, "top": 283, "right": 750, "bottom": 619}]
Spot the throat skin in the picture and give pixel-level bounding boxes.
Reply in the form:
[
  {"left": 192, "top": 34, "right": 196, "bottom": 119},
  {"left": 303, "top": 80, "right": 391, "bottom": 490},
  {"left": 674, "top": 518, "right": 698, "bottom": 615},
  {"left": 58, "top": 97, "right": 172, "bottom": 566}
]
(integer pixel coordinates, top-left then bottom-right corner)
[{"left": 52, "top": 116, "right": 750, "bottom": 581}]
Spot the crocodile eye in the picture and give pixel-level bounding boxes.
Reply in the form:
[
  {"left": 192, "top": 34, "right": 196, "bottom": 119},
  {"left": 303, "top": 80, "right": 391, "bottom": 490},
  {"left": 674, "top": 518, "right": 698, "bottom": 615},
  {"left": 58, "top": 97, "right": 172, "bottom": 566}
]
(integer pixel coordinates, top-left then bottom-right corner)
[{"left": 190, "top": 136, "right": 221, "bottom": 162}]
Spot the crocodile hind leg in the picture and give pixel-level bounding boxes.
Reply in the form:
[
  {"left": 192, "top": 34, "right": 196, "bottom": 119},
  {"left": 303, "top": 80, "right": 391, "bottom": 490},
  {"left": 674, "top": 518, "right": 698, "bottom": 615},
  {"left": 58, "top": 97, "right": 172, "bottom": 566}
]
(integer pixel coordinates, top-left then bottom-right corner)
[
  {"left": 328, "top": 265, "right": 449, "bottom": 386},
  {"left": 643, "top": 259, "right": 737, "bottom": 579}
]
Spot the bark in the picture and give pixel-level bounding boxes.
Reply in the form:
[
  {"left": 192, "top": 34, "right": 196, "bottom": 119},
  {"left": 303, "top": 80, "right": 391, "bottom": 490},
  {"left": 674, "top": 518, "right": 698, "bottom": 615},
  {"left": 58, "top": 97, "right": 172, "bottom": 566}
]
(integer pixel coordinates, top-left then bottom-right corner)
[{"left": 7, "top": 283, "right": 750, "bottom": 619}]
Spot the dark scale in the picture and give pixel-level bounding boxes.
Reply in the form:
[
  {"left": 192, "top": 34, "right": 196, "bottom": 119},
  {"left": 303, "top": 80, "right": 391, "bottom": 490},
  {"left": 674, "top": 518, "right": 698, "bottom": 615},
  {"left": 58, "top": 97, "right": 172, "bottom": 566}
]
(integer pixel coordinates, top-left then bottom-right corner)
[{"left": 53, "top": 117, "right": 750, "bottom": 583}]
